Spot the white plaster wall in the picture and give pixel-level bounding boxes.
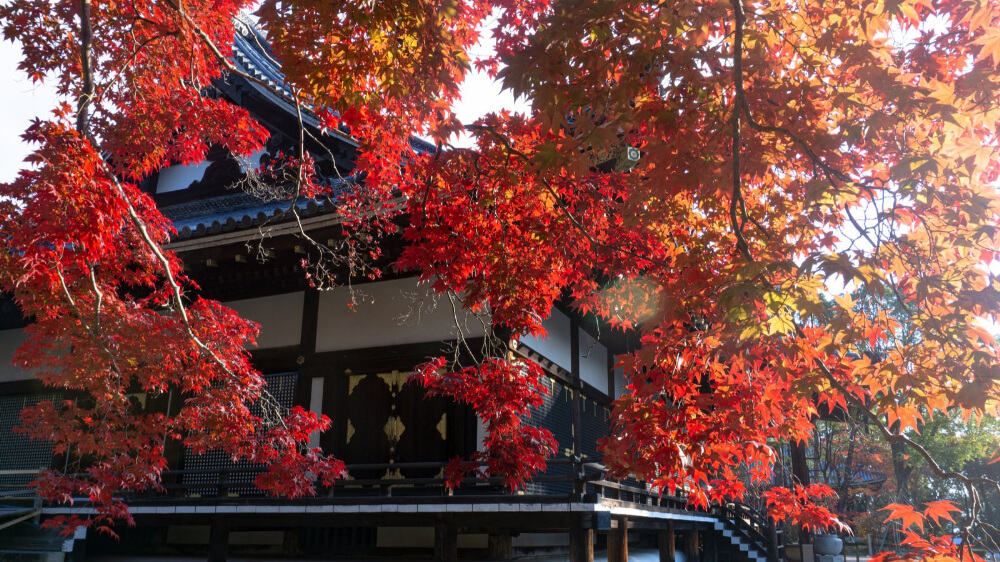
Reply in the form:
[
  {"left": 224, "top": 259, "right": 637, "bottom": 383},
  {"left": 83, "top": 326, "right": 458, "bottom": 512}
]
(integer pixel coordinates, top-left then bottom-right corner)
[
  {"left": 519, "top": 308, "right": 572, "bottom": 372},
  {"left": 308, "top": 377, "right": 324, "bottom": 448},
  {"left": 0, "top": 329, "right": 30, "bottom": 383},
  {"left": 225, "top": 292, "right": 304, "bottom": 349},
  {"left": 315, "top": 278, "right": 487, "bottom": 353},
  {"left": 578, "top": 328, "right": 609, "bottom": 394},
  {"left": 475, "top": 415, "right": 488, "bottom": 452},
  {"left": 155, "top": 160, "right": 212, "bottom": 193},
  {"left": 613, "top": 367, "right": 627, "bottom": 398}
]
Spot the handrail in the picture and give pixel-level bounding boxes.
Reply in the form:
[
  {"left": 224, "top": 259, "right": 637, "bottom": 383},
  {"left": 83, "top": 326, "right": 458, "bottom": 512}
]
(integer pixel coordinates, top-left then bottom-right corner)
[
  {"left": 714, "top": 501, "right": 781, "bottom": 562},
  {"left": 11, "top": 458, "right": 776, "bottom": 562},
  {"left": 8, "top": 460, "right": 781, "bottom": 562}
]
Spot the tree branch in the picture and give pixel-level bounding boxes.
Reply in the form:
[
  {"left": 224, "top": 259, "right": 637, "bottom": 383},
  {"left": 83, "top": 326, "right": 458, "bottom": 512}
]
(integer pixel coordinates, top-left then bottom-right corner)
[
  {"left": 729, "top": 0, "right": 753, "bottom": 263},
  {"left": 77, "top": 0, "right": 95, "bottom": 136}
]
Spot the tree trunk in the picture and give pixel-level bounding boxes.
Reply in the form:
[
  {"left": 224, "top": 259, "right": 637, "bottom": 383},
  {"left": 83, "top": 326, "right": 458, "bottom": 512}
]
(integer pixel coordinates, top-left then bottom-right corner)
[{"left": 837, "top": 424, "right": 858, "bottom": 512}]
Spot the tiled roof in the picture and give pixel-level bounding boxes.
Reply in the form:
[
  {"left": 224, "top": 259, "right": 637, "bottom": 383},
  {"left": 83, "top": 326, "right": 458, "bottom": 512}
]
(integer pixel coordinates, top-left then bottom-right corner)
[
  {"left": 161, "top": 16, "right": 432, "bottom": 243},
  {"left": 163, "top": 190, "right": 342, "bottom": 242}
]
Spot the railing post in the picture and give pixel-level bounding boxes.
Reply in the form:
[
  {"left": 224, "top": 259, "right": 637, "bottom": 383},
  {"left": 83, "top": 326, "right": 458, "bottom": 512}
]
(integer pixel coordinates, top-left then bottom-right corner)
[
  {"left": 768, "top": 518, "right": 781, "bottom": 562},
  {"left": 572, "top": 456, "right": 586, "bottom": 501}
]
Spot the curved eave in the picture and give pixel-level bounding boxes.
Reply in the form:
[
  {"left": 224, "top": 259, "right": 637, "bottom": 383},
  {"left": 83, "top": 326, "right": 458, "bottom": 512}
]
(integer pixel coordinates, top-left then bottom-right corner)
[{"left": 229, "top": 17, "right": 433, "bottom": 154}]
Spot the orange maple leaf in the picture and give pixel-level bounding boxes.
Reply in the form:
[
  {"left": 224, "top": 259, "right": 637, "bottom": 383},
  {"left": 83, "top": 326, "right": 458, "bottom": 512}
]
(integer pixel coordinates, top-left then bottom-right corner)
[
  {"left": 881, "top": 503, "right": 925, "bottom": 532},
  {"left": 923, "top": 500, "right": 962, "bottom": 525}
]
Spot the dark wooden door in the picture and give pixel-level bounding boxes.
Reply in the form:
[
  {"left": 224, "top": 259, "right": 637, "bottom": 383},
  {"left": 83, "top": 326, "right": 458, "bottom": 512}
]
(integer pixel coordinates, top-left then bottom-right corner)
[{"left": 343, "top": 370, "right": 450, "bottom": 480}]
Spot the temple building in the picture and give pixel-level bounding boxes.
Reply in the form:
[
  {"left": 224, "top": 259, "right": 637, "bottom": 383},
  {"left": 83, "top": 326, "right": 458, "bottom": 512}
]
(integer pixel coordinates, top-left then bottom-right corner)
[{"left": 0, "top": 18, "right": 778, "bottom": 562}]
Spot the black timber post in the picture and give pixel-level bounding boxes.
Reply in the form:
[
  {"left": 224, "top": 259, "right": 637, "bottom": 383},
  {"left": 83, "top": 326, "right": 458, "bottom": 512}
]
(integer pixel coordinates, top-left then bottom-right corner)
[
  {"left": 208, "top": 516, "right": 229, "bottom": 562},
  {"left": 435, "top": 516, "right": 458, "bottom": 562},
  {"left": 569, "top": 514, "right": 594, "bottom": 562},
  {"left": 685, "top": 528, "right": 700, "bottom": 562},
  {"left": 768, "top": 518, "right": 781, "bottom": 562},
  {"left": 570, "top": 316, "right": 582, "bottom": 457},
  {"left": 705, "top": 528, "right": 719, "bottom": 562},
  {"left": 659, "top": 522, "right": 675, "bottom": 562},
  {"left": 607, "top": 349, "right": 617, "bottom": 398},
  {"left": 790, "top": 440, "right": 812, "bottom": 546},
  {"left": 294, "top": 288, "right": 321, "bottom": 414},
  {"left": 608, "top": 517, "right": 629, "bottom": 562},
  {"left": 300, "top": 288, "right": 320, "bottom": 357},
  {"left": 487, "top": 531, "right": 513, "bottom": 560}
]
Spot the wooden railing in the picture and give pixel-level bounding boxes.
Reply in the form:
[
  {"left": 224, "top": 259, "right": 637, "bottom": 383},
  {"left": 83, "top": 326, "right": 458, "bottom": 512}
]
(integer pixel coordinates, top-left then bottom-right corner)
[
  {"left": 714, "top": 501, "right": 782, "bottom": 562},
  {"left": 6, "top": 461, "right": 779, "bottom": 560},
  {"left": 0, "top": 468, "right": 43, "bottom": 531},
  {"left": 120, "top": 457, "right": 702, "bottom": 511}
]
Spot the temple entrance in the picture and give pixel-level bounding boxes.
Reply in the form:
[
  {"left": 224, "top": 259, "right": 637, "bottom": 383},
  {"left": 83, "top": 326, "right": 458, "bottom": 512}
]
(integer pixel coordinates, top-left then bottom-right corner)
[{"left": 343, "top": 370, "right": 451, "bottom": 480}]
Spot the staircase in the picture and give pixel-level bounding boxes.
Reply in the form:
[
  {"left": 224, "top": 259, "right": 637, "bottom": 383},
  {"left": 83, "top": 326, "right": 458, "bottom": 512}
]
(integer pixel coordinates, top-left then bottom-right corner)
[
  {"left": 712, "top": 517, "right": 770, "bottom": 562},
  {"left": 0, "top": 521, "right": 67, "bottom": 562},
  {"left": 712, "top": 502, "right": 781, "bottom": 562}
]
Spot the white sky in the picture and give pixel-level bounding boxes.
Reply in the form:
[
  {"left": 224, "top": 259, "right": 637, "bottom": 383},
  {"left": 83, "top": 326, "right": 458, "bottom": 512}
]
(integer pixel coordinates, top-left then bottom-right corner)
[
  {"left": 0, "top": 40, "right": 58, "bottom": 183},
  {"left": 0, "top": 29, "right": 523, "bottom": 182}
]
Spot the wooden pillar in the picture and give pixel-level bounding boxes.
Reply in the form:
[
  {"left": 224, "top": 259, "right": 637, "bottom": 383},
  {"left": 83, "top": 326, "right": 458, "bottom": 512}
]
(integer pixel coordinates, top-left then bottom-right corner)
[
  {"left": 569, "top": 514, "right": 595, "bottom": 562},
  {"left": 705, "top": 528, "right": 719, "bottom": 562},
  {"left": 488, "top": 531, "right": 513, "bottom": 560},
  {"left": 790, "top": 440, "right": 812, "bottom": 547},
  {"left": 609, "top": 517, "right": 629, "bottom": 562},
  {"left": 435, "top": 518, "right": 458, "bottom": 562},
  {"left": 685, "top": 529, "right": 700, "bottom": 562},
  {"left": 659, "top": 522, "right": 675, "bottom": 562},
  {"left": 570, "top": 316, "right": 582, "bottom": 457},
  {"left": 208, "top": 517, "right": 229, "bottom": 562},
  {"left": 790, "top": 440, "right": 811, "bottom": 487}
]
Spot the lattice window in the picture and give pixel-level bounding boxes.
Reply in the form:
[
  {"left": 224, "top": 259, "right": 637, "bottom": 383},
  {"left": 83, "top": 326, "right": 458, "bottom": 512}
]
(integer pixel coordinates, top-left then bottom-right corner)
[
  {"left": 182, "top": 373, "right": 297, "bottom": 497},
  {"left": 0, "top": 393, "right": 59, "bottom": 497}
]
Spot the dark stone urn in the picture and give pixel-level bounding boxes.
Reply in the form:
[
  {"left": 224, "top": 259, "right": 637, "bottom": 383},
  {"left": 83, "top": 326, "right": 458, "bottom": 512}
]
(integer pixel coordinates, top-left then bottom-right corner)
[{"left": 814, "top": 534, "right": 844, "bottom": 556}]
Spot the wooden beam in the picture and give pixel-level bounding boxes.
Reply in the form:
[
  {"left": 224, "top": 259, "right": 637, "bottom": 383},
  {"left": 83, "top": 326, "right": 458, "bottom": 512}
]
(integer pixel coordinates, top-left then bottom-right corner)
[
  {"left": 299, "top": 288, "right": 320, "bottom": 356},
  {"left": 569, "top": 515, "right": 595, "bottom": 562},
  {"left": 487, "top": 531, "right": 513, "bottom": 560},
  {"left": 609, "top": 517, "right": 629, "bottom": 562},
  {"left": 685, "top": 529, "right": 700, "bottom": 562},
  {"left": 607, "top": 349, "right": 617, "bottom": 399},
  {"left": 705, "top": 527, "right": 719, "bottom": 562},
  {"left": 208, "top": 517, "right": 229, "bottom": 562},
  {"left": 435, "top": 517, "right": 458, "bottom": 562},
  {"left": 571, "top": 316, "right": 582, "bottom": 457},
  {"left": 659, "top": 522, "right": 675, "bottom": 562}
]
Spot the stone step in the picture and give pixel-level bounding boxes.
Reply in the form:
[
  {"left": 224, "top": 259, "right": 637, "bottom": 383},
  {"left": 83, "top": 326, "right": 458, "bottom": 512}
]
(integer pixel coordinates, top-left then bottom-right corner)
[{"left": 0, "top": 524, "right": 65, "bottom": 553}]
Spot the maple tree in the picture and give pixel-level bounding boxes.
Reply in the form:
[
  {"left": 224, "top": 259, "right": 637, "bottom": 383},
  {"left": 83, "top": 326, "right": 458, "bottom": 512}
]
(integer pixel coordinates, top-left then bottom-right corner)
[{"left": 1, "top": 0, "right": 1000, "bottom": 559}]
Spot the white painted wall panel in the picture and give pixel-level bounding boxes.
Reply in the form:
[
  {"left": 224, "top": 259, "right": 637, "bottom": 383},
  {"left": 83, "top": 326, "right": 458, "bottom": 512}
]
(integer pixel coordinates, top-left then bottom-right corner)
[
  {"left": 315, "top": 278, "right": 487, "bottom": 353},
  {"left": 155, "top": 160, "right": 212, "bottom": 193},
  {"left": 225, "top": 292, "right": 303, "bottom": 350},
  {"left": 0, "top": 329, "right": 30, "bottom": 383},
  {"left": 578, "top": 329, "right": 609, "bottom": 394},
  {"left": 519, "top": 308, "right": 573, "bottom": 372},
  {"left": 613, "top": 367, "right": 627, "bottom": 398},
  {"left": 308, "top": 377, "right": 324, "bottom": 448}
]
